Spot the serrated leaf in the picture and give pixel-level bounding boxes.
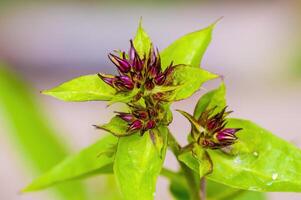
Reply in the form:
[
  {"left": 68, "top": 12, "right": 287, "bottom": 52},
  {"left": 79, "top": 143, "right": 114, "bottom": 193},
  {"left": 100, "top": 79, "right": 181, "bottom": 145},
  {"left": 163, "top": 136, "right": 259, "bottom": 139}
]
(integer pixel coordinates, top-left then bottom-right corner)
[
  {"left": 133, "top": 20, "right": 152, "bottom": 58},
  {"left": 23, "top": 135, "right": 118, "bottom": 192},
  {"left": 172, "top": 66, "right": 218, "bottom": 101},
  {"left": 206, "top": 118, "right": 301, "bottom": 192},
  {"left": 114, "top": 126, "right": 168, "bottom": 200},
  {"left": 0, "top": 66, "right": 86, "bottom": 200},
  {"left": 42, "top": 74, "right": 116, "bottom": 102},
  {"left": 98, "top": 116, "right": 134, "bottom": 137},
  {"left": 160, "top": 23, "right": 215, "bottom": 70},
  {"left": 193, "top": 82, "right": 226, "bottom": 119}
]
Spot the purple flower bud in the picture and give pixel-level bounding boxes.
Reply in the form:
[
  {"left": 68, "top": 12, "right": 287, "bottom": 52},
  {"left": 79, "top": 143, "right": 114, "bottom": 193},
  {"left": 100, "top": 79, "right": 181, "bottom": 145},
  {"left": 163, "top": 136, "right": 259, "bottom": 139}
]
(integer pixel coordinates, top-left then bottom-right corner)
[
  {"left": 97, "top": 73, "right": 116, "bottom": 87},
  {"left": 133, "top": 55, "right": 143, "bottom": 72},
  {"left": 133, "top": 110, "right": 148, "bottom": 119},
  {"left": 118, "top": 76, "right": 134, "bottom": 89},
  {"left": 146, "top": 120, "right": 156, "bottom": 130},
  {"left": 129, "top": 40, "right": 136, "bottom": 61},
  {"left": 116, "top": 112, "right": 134, "bottom": 122},
  {"left": 108, "top": 53, "right": 131, "bottom": 73},
  {"left": 154, "top": 73, "right": 166, "bottom": 85},
  {"left": 128, "top": 120, "right": 143, "bottom": 132},
  {"left": 216, "top": 128, "right": 239, "bottom": 142},
  {"left": 207, "top": 119, "right": 219, "bottom": 131},
  {"left": 148, "top": 66, "right": 159, "bottom": 78}
]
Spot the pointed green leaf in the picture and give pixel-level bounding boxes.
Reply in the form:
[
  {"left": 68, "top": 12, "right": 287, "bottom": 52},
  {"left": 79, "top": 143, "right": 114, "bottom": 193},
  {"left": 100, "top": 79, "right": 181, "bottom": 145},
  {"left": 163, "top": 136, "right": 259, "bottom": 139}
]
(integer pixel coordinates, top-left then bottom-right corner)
[
  {"left": 23, "top": 135, "right": 118, "bottom": 192},
  {"left": 193, "top": 82, "right": 226, "bottom": 119},
  {"left": 108, "top": 89, "right": 139, "bottom": 105},
  {"left": 161, "top": 23, "right": 215, "bottom": 69},
  {"left": 0, "top": 65, "right": 86, "bottom": 200},
  {"left": 98, "top": 116, "right": 133, "bottom": 137},
  {"left": 172, "top": 66, "right": 218, "bottom": 101},
  {"left": 207, "top": 118, "right": 301, "bottom": 192},
  {"left": 114, "top": 126, "right": 168, "bottom": 200},
  {"left": 133, "top": 20, "right": 152, "bottom": 58},
  {"left": 42, "top": 74, "right": 116, "bottom": 102}
]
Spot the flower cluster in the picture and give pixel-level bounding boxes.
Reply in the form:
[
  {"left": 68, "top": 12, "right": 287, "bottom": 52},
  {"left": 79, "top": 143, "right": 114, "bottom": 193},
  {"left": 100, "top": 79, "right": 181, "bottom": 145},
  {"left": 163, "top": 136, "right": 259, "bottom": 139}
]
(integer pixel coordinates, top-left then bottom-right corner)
[
  {"left": 98, "top": 40, "right": 175, "bottom": 93},
  {"left": 99, "top": 40, "right": 177, "bottom": 134},
  {"left": 116, "top": 105, "right": 159, "bottom": 134},
  {"left": 179, "top": 107, "right": 241, "bottom": 149}
]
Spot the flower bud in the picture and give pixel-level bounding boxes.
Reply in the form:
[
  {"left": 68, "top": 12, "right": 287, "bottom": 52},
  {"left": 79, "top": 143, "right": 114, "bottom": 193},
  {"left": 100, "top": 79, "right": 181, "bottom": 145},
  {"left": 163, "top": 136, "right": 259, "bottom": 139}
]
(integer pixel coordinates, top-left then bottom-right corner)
[
  {"left": 116, "top": 112, "right": 134, "bottom": 122},
  {"left": 148, "top": 66, "right": 159, "bottom": 78},
  {"left": 128, "top": 120, "right": 143, "bottom": 132},
  {"left": 129, "top": 40, "right": 136, "bottom": 61},
  {"left": 133, "top": 55, "right": 143, "bottom": 72},
  {"left": 133, "top": 110, "right": 148, "bottom": 119},
  {"left": 118, "top": 76, "right": 134, "bottom": 90},
  {"left": 145, "top": 120, "right": 156, "bottom": 130},
  {"left": 216, "top": 128, "right": 240, "bottom": 142},
  {"left": 108, "top": 53, "right": 131, "bottom": 73},
  {"left": 154, "top": 73, "right": 166, "bottom": 85},
  {"left": 97, "top": 73, "right": 115, "bottom": 87}
]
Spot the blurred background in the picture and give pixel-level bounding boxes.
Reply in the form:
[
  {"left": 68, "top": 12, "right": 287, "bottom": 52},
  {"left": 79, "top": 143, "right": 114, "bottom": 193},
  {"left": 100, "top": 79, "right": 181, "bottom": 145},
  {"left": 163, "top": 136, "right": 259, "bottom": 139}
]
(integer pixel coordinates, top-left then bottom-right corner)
[{"left": 0, "top": 0, "right": 301, "bottom": 199}]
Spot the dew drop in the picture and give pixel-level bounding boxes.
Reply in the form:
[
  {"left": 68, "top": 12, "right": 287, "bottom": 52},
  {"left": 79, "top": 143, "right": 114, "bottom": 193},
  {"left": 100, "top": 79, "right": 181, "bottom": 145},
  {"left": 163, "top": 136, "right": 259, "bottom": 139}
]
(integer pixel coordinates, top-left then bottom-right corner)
[
  {"left": 253, "top": 151, "right": 258, "bottom": 157},
  {"left": 272, "top": 173, "right": 278, "bottom": 180},
  {"left": 234, "top": 156, "right": 241, "bottom": 165}
]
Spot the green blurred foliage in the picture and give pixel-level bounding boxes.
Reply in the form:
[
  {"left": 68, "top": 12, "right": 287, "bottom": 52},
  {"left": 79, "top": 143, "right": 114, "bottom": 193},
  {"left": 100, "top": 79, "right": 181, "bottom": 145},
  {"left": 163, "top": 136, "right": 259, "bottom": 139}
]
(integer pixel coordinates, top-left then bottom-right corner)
[{"left": 0, "top": 64, "right": 87, "bottom": 200}]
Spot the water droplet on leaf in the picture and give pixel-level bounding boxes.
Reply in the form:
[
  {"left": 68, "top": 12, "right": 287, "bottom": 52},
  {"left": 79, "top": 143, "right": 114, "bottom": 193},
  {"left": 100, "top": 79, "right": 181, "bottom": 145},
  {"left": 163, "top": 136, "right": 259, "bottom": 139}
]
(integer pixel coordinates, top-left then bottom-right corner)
[{"left": 272, "top": 173, "right": 278, "bottom": 180}]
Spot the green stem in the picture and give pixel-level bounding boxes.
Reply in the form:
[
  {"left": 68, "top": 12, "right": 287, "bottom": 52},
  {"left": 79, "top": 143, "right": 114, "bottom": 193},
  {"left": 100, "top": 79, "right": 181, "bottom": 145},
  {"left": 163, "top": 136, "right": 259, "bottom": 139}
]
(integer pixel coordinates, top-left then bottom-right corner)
[{"left": 167, "top": 131, "right": 203, "bottom": 200}]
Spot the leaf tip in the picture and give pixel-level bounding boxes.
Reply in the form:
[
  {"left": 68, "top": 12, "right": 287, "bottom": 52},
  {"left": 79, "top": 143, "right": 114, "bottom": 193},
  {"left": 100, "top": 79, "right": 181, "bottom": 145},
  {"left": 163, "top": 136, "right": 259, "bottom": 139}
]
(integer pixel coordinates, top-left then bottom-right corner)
[{"left": 211, "top": 16, "right": 224, "bottom": 27}]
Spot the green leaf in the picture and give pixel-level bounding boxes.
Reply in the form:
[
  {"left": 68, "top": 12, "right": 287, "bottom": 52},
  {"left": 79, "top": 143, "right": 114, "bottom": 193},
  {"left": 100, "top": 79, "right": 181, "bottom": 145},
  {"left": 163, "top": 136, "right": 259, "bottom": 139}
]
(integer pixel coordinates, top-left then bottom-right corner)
[
  {"left": 0, "top": 65, "right": 86, "bottom": 200},
  {"left": 42, "top": 74, "right": 116, "bottom": 102},
  {"left": 108, "top": 89, "right": 139, "bottom": 105},
  {"left": 169, "top": 177, "right": 190, "bottom": 200},
  {"left": 114, "top": 126, "right": 168, "bottom": 200},
  {"left": 178, "top": 145, "right": 212, "bottom": 178},
  {"left": 207, "top": 118, "right": 301, "bottom": 192},
  {"left": 23, "top": 135, "right": 118, "bottom": 192},
  {"left": 133, "top": 20, "right": 152, "bottom": 58},
  {"left": 161, "top": 23, "right": 215, "bottom": 69},
  {"left": 172, "top": 66, "right": 218, "bottom": 101},
  {"left": 193, "top": 82, "right": 226, "bottom": 119},
  {"left": 207, "top": 180, "right": 266, "bottom": 200},
  {"left": 98, "top": 116, "right": 133, "bottom": 137}
]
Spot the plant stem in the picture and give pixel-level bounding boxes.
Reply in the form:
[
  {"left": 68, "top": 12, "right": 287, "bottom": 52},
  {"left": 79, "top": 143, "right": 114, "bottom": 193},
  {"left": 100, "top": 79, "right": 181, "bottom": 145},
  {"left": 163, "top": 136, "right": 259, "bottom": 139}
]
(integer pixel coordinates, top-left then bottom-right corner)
[
  {"left": 200, "top": 177, "right": 206, "bottom": 200},
  {"left": 167, "top": 131, "right": 204, "bottom": 200}
]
